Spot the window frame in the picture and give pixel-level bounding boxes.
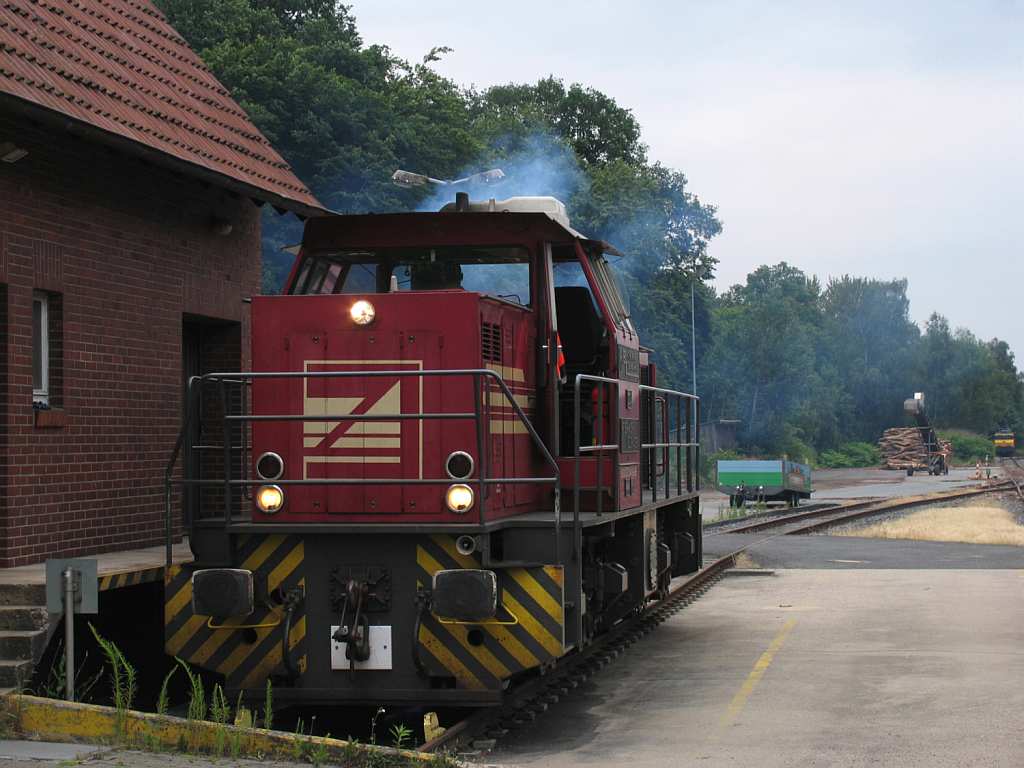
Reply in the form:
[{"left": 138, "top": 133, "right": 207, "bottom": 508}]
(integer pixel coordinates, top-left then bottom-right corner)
[
  {"left": 290, "top": 247, "right": 535, "bottom": 307},
  {"left": 32, "top": 291, "right": 49, "bottom": 405}
]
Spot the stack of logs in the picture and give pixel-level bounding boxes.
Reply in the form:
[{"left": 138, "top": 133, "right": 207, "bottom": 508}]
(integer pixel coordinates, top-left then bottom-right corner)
[{"left": 878, "top": 427, "right": 951, "bottom": 470}]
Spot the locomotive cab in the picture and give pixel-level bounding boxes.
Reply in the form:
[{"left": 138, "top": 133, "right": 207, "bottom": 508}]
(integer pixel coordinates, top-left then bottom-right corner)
[{"left": 165, "top": 196, "right": 703, "bottom": 705}]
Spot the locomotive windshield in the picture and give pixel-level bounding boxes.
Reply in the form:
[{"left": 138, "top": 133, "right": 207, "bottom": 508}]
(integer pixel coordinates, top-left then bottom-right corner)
[{"left": 290, "top": 246, "right": 532, "bottom": 306}]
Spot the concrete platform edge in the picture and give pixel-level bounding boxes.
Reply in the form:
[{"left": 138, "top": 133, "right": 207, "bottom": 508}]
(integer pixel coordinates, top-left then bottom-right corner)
[{"left": 0, "top": 694, "right": 433, "bottom": 764}]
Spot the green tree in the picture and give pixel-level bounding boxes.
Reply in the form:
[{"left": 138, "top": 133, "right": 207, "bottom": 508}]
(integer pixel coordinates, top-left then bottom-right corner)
[
  {"left": 157, "top": 0, "right": 483, "bottom": 290},
  {"left": 470, "top": 77, "right": 646, "bottom": 167},
  {"left": 820, "top": 276, "right": 919, "bottom": 441}
]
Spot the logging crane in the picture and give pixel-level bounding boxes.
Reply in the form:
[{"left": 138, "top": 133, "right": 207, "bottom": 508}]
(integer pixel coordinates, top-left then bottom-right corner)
[{"left": 903, "top": 392, "right": 949, "bottom": 476}]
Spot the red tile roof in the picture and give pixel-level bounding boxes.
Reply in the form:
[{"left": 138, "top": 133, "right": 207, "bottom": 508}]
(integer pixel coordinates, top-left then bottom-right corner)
[{"left": 0, "top": 0, "right": 325, "bottom": 214}]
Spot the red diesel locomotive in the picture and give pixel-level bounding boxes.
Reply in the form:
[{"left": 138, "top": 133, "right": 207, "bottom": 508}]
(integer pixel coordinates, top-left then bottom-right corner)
[{"left": 164, "top": 193, "right": 702, "bottom": 705}]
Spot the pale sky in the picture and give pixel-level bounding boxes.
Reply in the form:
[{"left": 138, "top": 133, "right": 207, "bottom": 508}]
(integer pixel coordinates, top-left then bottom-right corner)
[{"left": 353, "top": 1, "right": 1024, "bottom": 359}]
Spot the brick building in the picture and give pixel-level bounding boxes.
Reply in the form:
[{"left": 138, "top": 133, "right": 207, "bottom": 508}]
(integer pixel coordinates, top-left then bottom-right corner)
[{"left": 0, "top": 1, "right": 324, "bottom": 566}]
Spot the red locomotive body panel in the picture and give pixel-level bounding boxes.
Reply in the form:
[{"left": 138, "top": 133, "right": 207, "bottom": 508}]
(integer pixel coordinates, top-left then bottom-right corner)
[{"left": 251, "top": 289, "right": 543, "bottom": 524}]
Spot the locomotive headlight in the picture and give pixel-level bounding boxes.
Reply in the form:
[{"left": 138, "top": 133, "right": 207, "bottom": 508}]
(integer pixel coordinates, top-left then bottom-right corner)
[
  {"left": 256, "top": 485, "right": 285, "bottom": 514},
  {"left": 350, "top": 299, "right": 375, "bottom": 326},
  {"left": 256, "top": 451, "right": 284, "bottom": 480},
  {"left": 445, "top": 484, "right": 474, "bottom": 514},
  {"left": 445, "top": 451, "right": 474, "bottom": 480}
]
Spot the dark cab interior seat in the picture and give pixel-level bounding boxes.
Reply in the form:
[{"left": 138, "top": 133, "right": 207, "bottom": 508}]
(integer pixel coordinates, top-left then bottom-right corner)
[{"left": 554, "top": 286, "right": 604, "bottom": 370}]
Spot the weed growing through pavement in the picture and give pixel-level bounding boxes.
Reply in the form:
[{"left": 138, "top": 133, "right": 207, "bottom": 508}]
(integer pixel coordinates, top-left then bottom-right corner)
[
  {"left": 155, "top": 665, "right": 177, "bottom": 716},
  {"left": 370, "top": 706, "right": 386, "bottom": 745},
  {"left": 342, "top": 736, "right": 362, "bottom": 764},
  {"left": 174, "top": 657, "right": 205, "bottom": 722},
  {"left": 263, "top": 678, "right": 274, "bottom": 730},
  {"left": 209, "top": 684, "right": 231, "bottom": 724},
  {"left": 308, "top": 735, "right": 330, "bottom": 767},
  {"left": 210, "top": 683, "right": 233, "bottom": 756},
  {"left": 390, "top": 723, "right": 413, "bottom": 750},
  {"left": 291, "top": 717, "right": 306, "bottom": 761},
  {"left": 229, "top": 730, "right": 243, "bottom": 759},
  {"left": 88, "top": 624, "right": 136, "bottom": 738},
  {"left": 34, "top": 640, "right": 103, "bottom": 703}
]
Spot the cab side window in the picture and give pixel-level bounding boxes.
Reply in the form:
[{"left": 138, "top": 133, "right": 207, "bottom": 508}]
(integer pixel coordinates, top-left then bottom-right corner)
[{"left": 552, "top": 260, "right": 605, "bottom": 373}]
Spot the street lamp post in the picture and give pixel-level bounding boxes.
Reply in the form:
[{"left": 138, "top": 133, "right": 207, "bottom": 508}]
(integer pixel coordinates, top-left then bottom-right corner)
[{"left": 690, "top": 257, "right": 698, "bottom": 397}]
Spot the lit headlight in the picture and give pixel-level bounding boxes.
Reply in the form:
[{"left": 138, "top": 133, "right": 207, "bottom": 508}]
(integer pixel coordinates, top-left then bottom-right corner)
[
  {"left": 256, "top": 485, "right": 285, "bottom": 514},
  {"left": 445, "top": 484, "right": 474, "bottom": 514},
  {"left": 350, "top": 299, "right": 375, "bottom": 325}
]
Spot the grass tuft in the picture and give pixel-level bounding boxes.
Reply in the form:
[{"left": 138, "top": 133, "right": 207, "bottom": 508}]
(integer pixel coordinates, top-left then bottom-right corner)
[
  {"left": 174, "top": 657, "right": 205, "bottom": 722},
  {"left": 88, "top": 624, "right": 136, "bottom": 736},
  {"left": 156, "top": 666, "right": 177, "bottom": 716},
  {"left": 839, "top": 505, "right": 1024, "bottom": 546},
  {"left": 263, "top": 678, "right": 274, "bottom": 731}
]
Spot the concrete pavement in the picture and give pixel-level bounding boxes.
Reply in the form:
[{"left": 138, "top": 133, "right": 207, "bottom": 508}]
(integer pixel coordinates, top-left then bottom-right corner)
[
  {"left": 492, "top": 568, "right": 1024, "bottom": 767},
  {"left": 705, "top": 531, "right": 1024, "bottom": 569}
]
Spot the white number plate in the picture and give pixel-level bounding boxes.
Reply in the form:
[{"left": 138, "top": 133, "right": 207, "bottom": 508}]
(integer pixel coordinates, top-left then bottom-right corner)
[{"left": 330, "top": 625, "right": 392, "bottom": 670}]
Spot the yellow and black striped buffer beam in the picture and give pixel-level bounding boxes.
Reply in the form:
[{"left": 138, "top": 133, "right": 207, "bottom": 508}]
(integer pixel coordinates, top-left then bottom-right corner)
[
  {"left": 100, "top": 566, "right": 164, "bottom": 591},
  {"left": 164, "top": 534, "right": 307, "bottom": 690},
  {"left": 416, "top": 535, "right": 565, "bottom": 690}
]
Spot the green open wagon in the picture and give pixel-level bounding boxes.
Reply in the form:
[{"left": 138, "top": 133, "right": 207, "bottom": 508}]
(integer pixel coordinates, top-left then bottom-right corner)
[{"left": 717, "top": 459, "right": 812, "bottom": 507}]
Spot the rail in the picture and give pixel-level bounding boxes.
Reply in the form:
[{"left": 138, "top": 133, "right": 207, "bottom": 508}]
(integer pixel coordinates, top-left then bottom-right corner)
[{"left": 164, "top": 368, "right": 561, "bottom": 567}]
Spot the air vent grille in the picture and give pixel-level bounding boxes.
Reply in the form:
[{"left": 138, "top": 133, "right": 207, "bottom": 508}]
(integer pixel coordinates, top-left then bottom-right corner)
[{"left": 481, "top": 322, "right": 502, "bottom": 362}]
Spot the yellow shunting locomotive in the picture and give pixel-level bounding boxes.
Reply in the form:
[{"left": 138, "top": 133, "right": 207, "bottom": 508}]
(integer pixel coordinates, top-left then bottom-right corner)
[{"left": 993, "top": 429, "right": 1015, "bottom": 457}]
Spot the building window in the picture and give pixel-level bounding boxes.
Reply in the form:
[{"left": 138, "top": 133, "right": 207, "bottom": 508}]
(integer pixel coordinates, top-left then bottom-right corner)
[{"left": 32, "top": 292, "right": 49, "bottom": 405}]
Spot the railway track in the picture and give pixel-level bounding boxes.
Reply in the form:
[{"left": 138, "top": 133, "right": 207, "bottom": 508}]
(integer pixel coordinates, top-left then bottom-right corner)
[
  {"left": 712, "top": 481, "right": 1014, "bottom": 536},
  {"left": 420, "top": 479, "right": 1014, "bottom": 755}
]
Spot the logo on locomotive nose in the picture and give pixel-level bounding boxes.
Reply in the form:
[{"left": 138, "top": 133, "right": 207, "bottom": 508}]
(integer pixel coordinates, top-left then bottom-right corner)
[{"left": 301, "top": 360, "right": 423, "bottom": 479}]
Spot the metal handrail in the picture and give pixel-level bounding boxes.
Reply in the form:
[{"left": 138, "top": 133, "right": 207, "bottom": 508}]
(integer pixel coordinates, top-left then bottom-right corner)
[
  {"left": 164, "top": 368, "right": 562, "bottom": 566},
  {"left": 570, "top": 374, "right": 701, "bottom": 577},
  {"left": 639, "top": 381, "right": 701, "bottom": 501}
]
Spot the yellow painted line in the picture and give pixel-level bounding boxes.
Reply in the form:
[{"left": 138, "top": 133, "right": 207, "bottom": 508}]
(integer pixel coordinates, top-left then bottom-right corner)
[
  {"left": 483, "top": 622, "right": 541, "bottom": 671},
  {"left": 216, "top": 626, "right": 275, "bottom": 677},
  {"left": 166, "top": 615, "right": 206, "bottom": 657},
  {"left": 417, "top": 545, "right": 538, "bottom": 673},
  {"left": 6, "top": 694, "right": 434, "bottom": 763},
  {"left": 433, "top": 614, "right": 511, "bottom": 680},
  {"left": 508, "top": 568, "right": 563, "bottom": 624},
  {"left": 487, "top": 391, "right": 532, "bottom": 408},
  {"left": 415, "top": 547, "right": 512, "bottom": 678},
  {"left": 239, "top": 616, "right": 307, "bottom": 688},
  {"left": 431, "top": 535, "right": 477, "bottom": 569},
  {"left": 418, "top": 625, "right": 485, "bottom": 689},
  {"left": 267, "top": 541, "right": 304, "bottom": 592},
  {"left": 489, "top": 420, "right": 530, "bottom": 435},
  {"left": 544, "top": 565, "right": 564, "bottom": 588},
  {"left": 502, "top": 591, "right": 563, "bottom": 657},
  {"left": 428, "top": 538, "right": 560, "bottom": 665},
  {"left": 484, "top": 364, "right": 524, "bottom": 383},
  {"left": 720, "top": 618, "right": 797, "bottom": 728},
  {"left": 241, "top": 535, "right": 286, "bottom": 571},
  {"left": 417, "top": 545, "right": 446, "bottom": 576},
  {"left": 164, "top": 579, "right": 193, "bottom": 624},
  {"left": 188, "top": 622, "right": 236, "bottom": 666}
]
